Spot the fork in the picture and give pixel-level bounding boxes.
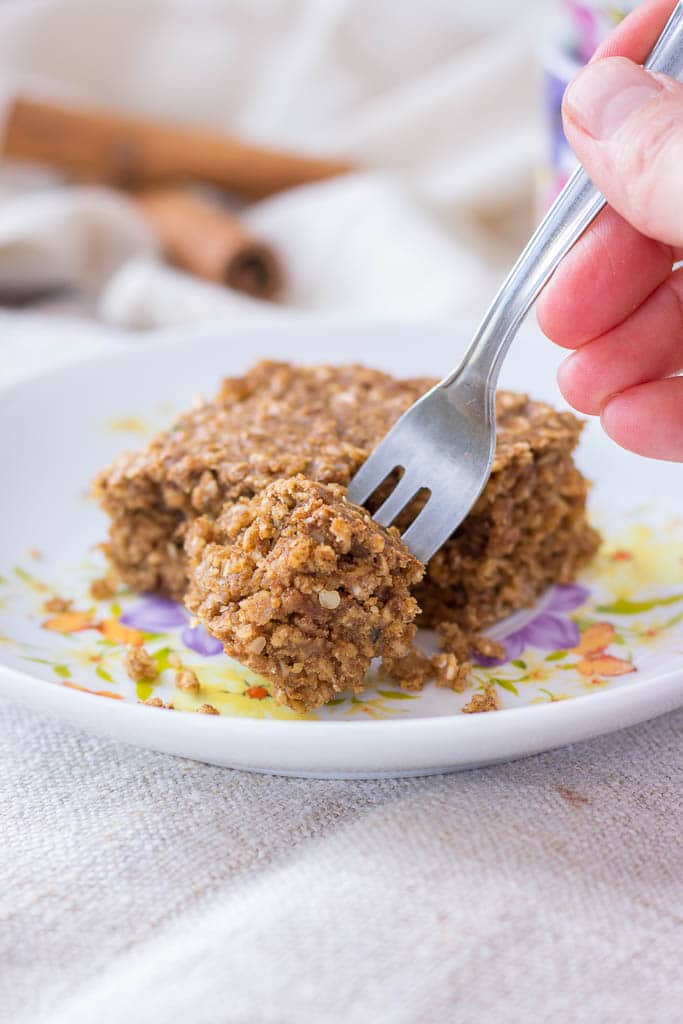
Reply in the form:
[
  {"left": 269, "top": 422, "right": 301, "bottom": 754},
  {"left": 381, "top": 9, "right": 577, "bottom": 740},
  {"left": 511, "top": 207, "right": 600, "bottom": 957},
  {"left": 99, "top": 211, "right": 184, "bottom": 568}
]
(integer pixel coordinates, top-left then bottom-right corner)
[{"left": 347, "top": 2, "right": 683, "bottom": 564}]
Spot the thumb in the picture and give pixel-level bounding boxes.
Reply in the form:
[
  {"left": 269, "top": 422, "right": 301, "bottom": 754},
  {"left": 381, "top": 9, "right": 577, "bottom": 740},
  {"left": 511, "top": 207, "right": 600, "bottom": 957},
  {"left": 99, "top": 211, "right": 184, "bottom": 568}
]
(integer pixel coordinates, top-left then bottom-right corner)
[{"left": 563, "top": 56, "right": 683, "bottom": 246}]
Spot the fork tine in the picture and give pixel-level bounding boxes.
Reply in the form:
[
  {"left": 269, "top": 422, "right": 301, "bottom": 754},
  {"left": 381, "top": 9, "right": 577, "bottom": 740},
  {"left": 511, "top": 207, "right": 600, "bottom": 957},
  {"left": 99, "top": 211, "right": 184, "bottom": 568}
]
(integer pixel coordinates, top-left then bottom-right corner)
[
  {"left": 400, "top": 488, "right": 469, "bottom": 564},
  {"left": 346, "top": 443, "right": 402, "bottom": 506},
  {"left": 399, "top": 511, "right": 445, "bottom": 565},
  {"left": 372, "top": 475, "right": 422, "bottom": 528}
]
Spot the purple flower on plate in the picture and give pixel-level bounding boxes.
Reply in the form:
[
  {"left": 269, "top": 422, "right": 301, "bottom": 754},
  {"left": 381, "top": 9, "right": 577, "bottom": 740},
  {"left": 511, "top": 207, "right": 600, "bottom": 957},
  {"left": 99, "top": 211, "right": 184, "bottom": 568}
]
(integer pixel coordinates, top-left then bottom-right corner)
[
  {"left": 120, "top": 593, "right": 224, "bottom": 657},
  {"left": 475, "top": 583, "right": 590, "bottom": 667},
  {"left": 120, "top": 594, "right": 187, "bottom": 631},
  {"left": 181, "top": 623, "right": 224, "bottom": 657}
]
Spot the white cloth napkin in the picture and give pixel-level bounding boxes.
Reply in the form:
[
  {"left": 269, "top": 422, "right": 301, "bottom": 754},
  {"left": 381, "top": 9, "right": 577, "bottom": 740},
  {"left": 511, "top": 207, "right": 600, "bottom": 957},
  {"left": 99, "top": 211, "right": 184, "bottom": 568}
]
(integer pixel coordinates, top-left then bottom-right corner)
[{"left": 0, "top": 0, "right": 547, "bottom": 328}]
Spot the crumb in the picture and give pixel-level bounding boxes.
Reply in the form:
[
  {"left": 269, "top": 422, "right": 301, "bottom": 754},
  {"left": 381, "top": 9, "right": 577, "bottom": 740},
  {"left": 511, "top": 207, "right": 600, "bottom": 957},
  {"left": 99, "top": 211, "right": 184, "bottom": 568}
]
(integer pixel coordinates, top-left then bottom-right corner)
[
  {"left": 380, "top": 647, "right": 433, "bottom": 692},
  {"left": 435, "top": 625, "right": 504, "bottom": 665},
  {"left": 89, "top": 574, "right": 118, "bottom": 600},
  {"left": 144, "top": 696, "right": 174, "bottom": 709},
  {"left": 174, "top": 667, "right": 200, "bottom": 693},
  {"left": 168, "top": 651, "right": 183, "bottom": 669},
  {"left": 124, "top": 646, "right": 158, "bottom": 682},
  {"left": 435, "top": 622, "right": 471, "bottom": 661},
  {"left": 470, "top": 635, "right": 505, "bottom": 660},
  {"left": 431, "top": 652, "right": 472, "bottom": 693},
  {"left": 197, "top": 703, "right": 219, "bottom": 715},
  {"left": 28, "top": 548, "right": 42, "bottom": 561},
  {"left": 42, "top": 595, "right": 73, "bottom": 614},
  {"left": 462, "top": 684, "right": 501, "bottom": 714}
]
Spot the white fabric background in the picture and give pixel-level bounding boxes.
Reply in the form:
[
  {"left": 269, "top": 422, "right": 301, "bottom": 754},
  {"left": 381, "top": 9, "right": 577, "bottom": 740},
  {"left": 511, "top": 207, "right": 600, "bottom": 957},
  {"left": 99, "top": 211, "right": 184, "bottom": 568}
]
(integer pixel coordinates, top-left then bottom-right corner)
[
  {"left": 0, "top": 0, "right": 548, "bottom": 326},
  {"left": 1, "top": 2, "right": 682, "bottom": 1022},
  {"left": 2, "top": 701, "right": 682, "bottom": 1024}
]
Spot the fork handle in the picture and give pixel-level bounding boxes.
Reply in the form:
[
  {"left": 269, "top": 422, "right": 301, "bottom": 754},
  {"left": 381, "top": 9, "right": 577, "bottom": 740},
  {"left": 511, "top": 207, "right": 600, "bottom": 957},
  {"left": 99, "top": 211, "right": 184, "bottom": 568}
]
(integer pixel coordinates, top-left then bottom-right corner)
[{"left": 444, "top": 0, "right": 683, "bottom": 394}]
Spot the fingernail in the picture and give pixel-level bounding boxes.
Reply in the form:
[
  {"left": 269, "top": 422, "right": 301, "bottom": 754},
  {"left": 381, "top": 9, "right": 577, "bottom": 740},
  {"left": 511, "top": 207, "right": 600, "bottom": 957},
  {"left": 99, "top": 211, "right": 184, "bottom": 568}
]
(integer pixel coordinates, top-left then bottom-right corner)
[{"left": 564, "top": 57, "right": 662, "bottom": 139}]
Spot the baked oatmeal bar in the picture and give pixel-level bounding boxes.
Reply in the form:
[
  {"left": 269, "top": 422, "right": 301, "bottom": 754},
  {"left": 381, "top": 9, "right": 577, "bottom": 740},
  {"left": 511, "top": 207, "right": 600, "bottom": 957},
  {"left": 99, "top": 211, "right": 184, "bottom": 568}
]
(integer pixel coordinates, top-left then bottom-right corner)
[
  {"left": 94, "top": 361, "right": 597, "bottom": 618},
  {"left": 185, "top": 477, "right": 424, "bottom": 710},
  {"left": 94, "top": 360, "right": 599, "bottom": 708}
]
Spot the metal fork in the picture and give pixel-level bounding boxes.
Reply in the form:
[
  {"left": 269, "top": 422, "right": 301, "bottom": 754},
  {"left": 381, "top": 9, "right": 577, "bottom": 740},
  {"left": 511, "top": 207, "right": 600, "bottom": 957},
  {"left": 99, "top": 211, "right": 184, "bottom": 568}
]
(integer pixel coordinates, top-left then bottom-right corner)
[{"left": 348, "top": 2, "right": 683, "bottom": 564}]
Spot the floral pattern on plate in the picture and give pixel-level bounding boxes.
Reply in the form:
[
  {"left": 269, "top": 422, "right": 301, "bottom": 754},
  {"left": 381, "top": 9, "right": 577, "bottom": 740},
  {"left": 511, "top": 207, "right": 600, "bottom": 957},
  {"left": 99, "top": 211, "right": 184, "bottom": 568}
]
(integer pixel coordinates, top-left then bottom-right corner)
[{"left": 1, "top": 520, "right": 682, "bottom": 720}]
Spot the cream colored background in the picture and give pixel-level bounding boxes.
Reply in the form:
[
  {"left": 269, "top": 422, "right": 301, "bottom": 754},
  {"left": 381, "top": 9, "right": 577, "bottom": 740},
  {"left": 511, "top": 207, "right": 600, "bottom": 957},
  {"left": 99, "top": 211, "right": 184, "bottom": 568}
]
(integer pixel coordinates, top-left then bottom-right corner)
[{"left": 0, "top": 0, "right": 548, "bottom": 327}]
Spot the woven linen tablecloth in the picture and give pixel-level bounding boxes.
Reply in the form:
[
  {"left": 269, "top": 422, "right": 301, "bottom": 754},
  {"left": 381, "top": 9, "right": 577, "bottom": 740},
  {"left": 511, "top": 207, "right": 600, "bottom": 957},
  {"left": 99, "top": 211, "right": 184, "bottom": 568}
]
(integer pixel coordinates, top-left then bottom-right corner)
[
  {"left": 2, "top": 699, "right": 682, "bottom": 1024},
  {"left": 1, "top": 314, "right": 682, "bottom": 1024}
]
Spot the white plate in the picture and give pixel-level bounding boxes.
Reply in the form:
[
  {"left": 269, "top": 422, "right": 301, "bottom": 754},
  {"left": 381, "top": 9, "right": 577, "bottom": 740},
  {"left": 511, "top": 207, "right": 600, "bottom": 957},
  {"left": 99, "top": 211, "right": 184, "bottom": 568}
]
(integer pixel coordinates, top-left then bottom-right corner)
[{"left": 1, "top": 322, "right": 682, "bottom": 777}]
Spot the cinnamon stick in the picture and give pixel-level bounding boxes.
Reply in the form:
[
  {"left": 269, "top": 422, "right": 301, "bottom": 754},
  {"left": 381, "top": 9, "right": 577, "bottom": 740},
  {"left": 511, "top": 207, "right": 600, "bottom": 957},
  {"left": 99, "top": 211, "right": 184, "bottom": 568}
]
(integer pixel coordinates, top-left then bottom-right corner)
[
  {"left": 3, "top": 96, "right": 353, "bottom": 199},
  {"left": 134, "top": 187, "right": 282, "bottom": 299}
]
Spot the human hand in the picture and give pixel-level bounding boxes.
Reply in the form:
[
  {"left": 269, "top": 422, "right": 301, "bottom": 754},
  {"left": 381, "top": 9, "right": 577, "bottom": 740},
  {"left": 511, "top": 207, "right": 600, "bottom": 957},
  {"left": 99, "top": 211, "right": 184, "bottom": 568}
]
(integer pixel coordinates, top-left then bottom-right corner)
[{"left": 537, "top": 0, "right": 683, "bottom": 461}]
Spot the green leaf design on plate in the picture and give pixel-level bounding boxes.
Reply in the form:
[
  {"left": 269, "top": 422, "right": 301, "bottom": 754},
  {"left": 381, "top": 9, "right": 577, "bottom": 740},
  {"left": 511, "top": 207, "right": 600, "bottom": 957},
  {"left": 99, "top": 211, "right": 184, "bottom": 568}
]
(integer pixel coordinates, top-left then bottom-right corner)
[
  {"left": 512, "top": 659, "right": 527, "bottom": 669},
  {"left": 597, "top": 594, "right": 683, "bottom": 615},
  {"left": 96, "top": 665, "right": 113, "bottom": 683},
  {"left": 376, "top": 689, "right": 416, "bottom": 700},
  {"left": 545, "top": 650, "right": 568, "bottom": 662},
  {"left": 109, "top": 601, "right": 122, "bottom": 616},
  {"left": 325, "top": 698, "right": 346, "bottom": 706},
  {"left": 136, "top": 680, "right": 155, "bottom": 701},
  {"left": 14, "top": 566, "right": 47, "bottom": 591},
  {"left": 152, "top": 646, "right": 174, "bottom": 672},
  {"left": 491, "top": 677, "right": 519, "bottom": 696},
  {"left": 52, "top": 664, "right": 70, "bottom": 679}
]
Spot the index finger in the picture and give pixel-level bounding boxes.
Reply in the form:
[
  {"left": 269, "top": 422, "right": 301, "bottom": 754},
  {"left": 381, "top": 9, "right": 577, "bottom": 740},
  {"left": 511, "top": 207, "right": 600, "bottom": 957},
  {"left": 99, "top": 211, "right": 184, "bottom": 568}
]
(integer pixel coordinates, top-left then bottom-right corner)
[
  {"left": 537, "top": 0, "right": 680, "bottom": 349},
  {"left": 593, "top": 0, "right": 678, "bottom": 62}
]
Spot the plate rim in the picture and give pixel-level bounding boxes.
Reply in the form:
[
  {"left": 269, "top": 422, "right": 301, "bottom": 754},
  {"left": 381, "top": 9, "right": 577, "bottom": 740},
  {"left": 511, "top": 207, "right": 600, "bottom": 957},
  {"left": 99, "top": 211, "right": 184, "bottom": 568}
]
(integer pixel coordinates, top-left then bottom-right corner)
[{"left": 3, "top": 655, "right": 682, "bottom": 777}]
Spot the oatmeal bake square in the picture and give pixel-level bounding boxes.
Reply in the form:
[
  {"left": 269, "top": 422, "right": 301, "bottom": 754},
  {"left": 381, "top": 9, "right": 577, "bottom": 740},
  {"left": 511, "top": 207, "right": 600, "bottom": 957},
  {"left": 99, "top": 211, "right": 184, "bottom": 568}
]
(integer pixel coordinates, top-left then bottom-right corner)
[{"left": 93, "top": 360, "right": 599, "bottom": 709}]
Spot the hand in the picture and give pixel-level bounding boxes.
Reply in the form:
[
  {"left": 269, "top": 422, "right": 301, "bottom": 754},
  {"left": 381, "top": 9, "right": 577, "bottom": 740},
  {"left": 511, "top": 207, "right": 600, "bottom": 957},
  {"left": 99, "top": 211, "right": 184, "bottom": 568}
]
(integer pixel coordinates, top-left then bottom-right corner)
[{"left": 537, "top": 0, "right": 683, "bottom": 461}]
